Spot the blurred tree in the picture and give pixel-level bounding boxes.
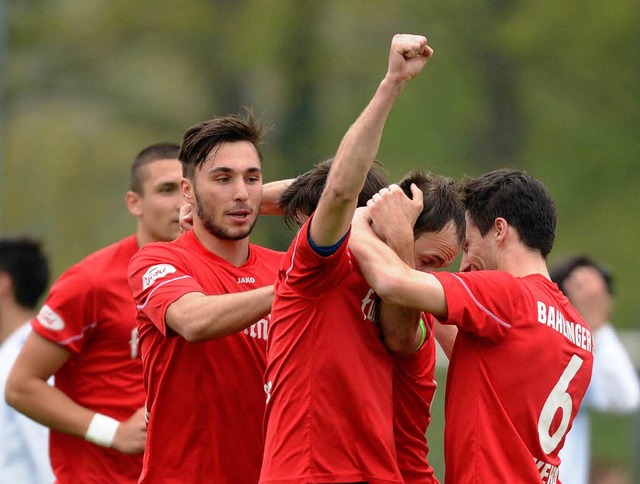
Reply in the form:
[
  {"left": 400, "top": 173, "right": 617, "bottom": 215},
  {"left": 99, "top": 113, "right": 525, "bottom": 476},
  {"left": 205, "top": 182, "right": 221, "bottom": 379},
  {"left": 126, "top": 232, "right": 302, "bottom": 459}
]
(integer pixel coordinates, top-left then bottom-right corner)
[{"left": 2, "top": 0, "right": 639, "bottom": 326}]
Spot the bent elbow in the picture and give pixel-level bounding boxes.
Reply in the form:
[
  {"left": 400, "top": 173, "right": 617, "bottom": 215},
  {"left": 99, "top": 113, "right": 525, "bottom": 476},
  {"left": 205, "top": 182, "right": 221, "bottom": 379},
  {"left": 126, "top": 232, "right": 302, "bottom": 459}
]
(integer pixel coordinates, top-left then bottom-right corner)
[
  {"left": 4, "top": 377, "right": 27, "bottom": 411},
  {"left": 177, "top": 320, "right": 210, "bottom": 343},
  {"left": 383, "top": 333, "right": 417, "bottom": 356},
  {"left": 374, "top": 275, "right": 407, "bottom": 308}
]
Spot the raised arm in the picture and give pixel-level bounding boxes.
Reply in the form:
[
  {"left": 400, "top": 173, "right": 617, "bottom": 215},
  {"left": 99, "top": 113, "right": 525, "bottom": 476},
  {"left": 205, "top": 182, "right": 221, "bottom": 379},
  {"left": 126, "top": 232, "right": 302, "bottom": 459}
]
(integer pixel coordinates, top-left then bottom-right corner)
[{"left": 310, "top": 34, "right": 432, "bottom": 247}]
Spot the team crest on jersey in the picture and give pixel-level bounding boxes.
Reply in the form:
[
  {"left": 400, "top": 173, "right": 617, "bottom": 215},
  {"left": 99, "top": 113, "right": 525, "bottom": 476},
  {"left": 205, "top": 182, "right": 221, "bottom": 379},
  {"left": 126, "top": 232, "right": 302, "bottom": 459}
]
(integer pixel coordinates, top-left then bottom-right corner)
[
  {"left": 142, "top": 264, "right": 177, "bottom": 290},
  {"left": 37, "top": 304, "right": 65, "bottom": 331}
]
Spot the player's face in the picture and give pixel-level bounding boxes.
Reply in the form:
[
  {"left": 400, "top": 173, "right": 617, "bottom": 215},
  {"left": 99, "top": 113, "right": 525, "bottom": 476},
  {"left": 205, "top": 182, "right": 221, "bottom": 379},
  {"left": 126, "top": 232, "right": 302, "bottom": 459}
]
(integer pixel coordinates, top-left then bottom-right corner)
[
  {"left": 137, "top": 158, "right": 184, "bottom": 242},
  {"left": 459, "top": 214, "right": 498, "bottom": 272},
  {"left": 190, "top": 141, "right": 263, "bottom": 241},
  {"left": 413, "top": 220, "right": 461, "bottom": 273}
]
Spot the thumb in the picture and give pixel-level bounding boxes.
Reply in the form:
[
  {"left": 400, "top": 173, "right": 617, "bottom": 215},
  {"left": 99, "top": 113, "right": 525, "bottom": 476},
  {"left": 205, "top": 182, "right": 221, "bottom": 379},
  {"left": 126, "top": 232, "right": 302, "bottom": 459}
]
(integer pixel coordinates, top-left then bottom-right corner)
[{"left": 410, "top": 183, "right": 423, "bottom": 205}]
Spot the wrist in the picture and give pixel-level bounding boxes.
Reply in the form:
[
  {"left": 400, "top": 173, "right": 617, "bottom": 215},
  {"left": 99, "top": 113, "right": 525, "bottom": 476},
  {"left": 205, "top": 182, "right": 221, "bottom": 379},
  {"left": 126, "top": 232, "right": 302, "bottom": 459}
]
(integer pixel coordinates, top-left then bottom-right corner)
[{"left": 85, "top": 413, "right": 120, "bottom": 448}]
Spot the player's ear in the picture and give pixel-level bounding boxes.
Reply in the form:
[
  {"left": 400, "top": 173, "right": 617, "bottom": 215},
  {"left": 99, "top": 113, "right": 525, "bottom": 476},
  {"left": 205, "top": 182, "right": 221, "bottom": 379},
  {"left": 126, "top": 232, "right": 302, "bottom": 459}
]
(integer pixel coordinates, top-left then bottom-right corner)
[
  {"left": 181, "top": 178, "right": 195, "bottom": 204},
  {"left": 125, "top": 191, "right": 142, "bottom": 217},
  {"left": 494, "top": 217, "right": 508, "bottom": 246}
]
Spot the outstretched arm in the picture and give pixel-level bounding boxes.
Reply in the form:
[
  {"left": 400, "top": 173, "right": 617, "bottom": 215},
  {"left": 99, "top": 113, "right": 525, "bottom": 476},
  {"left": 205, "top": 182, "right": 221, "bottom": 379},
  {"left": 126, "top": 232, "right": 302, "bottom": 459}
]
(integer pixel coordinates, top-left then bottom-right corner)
[
  {"left": 350, "top": 207, "right": 448, "bottom": 317},
  {"left": 165, "top": 285, "right": 274, "bottom": 342},
  {"left": 310, "top": 34, "right": 433, "bottom": 247},
  {"left": 368, "top": 184, "right": 424, "bottom": 354}
]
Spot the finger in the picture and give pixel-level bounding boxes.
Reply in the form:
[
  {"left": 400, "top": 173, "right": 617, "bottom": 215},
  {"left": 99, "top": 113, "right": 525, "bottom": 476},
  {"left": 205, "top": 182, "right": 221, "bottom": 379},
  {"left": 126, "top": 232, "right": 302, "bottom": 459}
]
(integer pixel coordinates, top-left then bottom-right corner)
[
  {"left": 388, "top": 183, "right": 402, "bottom": 194},
  {"left": 410, "top": 183, "right": 423, "bottom": 203}
]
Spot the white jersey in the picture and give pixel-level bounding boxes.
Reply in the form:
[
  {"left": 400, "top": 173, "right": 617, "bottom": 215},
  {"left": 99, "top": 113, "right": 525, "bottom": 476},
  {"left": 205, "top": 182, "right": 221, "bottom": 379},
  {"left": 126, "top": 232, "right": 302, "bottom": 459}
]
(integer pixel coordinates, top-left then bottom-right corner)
[
  {"left": 0, "top": 323, "right": 55, "bottom": 484},
  {"left": 559, "top": 325, "right": 640, "bottom": 484}
]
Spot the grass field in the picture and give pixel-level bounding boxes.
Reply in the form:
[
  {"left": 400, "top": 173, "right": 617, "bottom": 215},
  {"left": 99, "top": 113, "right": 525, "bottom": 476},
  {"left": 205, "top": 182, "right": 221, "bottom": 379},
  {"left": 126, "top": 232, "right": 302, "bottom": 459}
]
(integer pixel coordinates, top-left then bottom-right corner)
[{"left": 425, "top": 369, "right": 639, "bottom": 481}]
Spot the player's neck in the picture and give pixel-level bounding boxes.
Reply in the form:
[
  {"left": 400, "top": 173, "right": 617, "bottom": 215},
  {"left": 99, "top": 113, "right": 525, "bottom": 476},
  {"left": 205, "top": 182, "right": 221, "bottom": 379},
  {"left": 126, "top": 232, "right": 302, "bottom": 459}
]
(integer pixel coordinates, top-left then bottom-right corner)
[
  {"left": 0, "top": 303, "right": 35, "bottom": 345},
  {"left": 193, "top": 226, "right": 251, "bottom": 267},
  {"left": 498, "top": 244, "right": 550, "bottom": 280}
]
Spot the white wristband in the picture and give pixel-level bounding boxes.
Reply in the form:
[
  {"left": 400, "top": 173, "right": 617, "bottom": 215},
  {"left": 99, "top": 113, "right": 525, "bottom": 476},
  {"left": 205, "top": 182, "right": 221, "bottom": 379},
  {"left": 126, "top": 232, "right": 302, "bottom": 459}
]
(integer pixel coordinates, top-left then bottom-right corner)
[{"left": 85, "top": 413, "right": 119, "bottom": 448}]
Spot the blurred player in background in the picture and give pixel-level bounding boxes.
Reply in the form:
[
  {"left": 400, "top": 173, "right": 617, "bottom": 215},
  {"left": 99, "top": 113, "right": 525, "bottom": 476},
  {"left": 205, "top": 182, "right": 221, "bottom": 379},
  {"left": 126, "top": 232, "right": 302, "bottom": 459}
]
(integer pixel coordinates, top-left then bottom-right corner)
[
  {"left": 0, "top": 237, "right": 53, "bottom": 483},
  {"left": 5, "top": 143, "right": 183, "bottom": 483},
  {"left": 551, "top": 255, "right": 640, "bottom": 484}
]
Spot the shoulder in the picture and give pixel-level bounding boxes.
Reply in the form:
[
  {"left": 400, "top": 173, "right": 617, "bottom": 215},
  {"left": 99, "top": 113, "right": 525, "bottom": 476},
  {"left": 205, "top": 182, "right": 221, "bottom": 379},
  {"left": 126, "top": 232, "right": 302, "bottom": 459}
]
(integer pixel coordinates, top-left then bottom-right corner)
[{"left": 435, "top": 270, "right": 519, "bottom": 294}]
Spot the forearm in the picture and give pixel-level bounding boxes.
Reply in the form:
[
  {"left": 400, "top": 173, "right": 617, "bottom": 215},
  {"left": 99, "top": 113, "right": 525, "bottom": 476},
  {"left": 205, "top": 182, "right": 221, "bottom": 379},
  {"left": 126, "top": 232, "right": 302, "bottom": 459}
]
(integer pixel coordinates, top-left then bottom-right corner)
[
  {"left": 328, "top": 78, "right": 404, "bottom": 201},
  {"left": 377, "top": 221, "right": 421, "bottom": 354},
  {"left": 166, "top": 285, "right": 274, "bottom": 342},
  {"left": 260, "top": 179, "right": 294, "bottom": 215},
  {"left": 6, "top": 374, "right": 97, "bottom": 439},
  {"left": 312, "top": 79, "right": 405, "bottom": 246},
  {"left": 351, "top": 222, "right": 447, "bottom": 315}
]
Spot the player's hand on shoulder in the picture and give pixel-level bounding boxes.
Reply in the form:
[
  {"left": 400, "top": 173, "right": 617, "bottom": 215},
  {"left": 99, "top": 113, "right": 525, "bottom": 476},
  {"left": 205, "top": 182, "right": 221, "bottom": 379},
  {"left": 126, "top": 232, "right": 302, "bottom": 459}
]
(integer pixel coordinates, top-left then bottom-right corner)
[
  {"left": 386, "top": 33, "right": 433, "bottom": 84},
  {"left": 112, "top": 407, "right": 147, "bottom": 454}
]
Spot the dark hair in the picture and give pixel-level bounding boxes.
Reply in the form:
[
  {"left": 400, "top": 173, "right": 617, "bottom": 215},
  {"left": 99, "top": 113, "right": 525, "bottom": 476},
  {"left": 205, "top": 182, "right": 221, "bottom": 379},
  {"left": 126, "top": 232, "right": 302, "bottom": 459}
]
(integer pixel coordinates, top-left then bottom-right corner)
[
  {"left": 550, "top": 255, "right": 614, "bottom": 295},
  {"left": 0, "top": 237, "right": 49, "bottom": 309},
  {"left": 397, "top": 170, "right": 466, "bottom": 246},
  {"left": 179, "top": 110, "right": 266, "bottom": 180},
  {"left": 461, "top": 168, "right": 557, "bottom": 257},
  {"left": 278, "top": 159, "right": 388, "bottom": 228},
  {"left": 130, "top": 142, "right": 180, "bottom": 194}
]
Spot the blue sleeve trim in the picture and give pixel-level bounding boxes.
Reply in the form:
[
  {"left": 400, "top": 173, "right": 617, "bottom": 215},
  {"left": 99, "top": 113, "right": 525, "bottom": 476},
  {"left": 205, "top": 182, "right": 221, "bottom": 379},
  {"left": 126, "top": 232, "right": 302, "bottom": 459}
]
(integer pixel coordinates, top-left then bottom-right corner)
[{"left": 308, "top": 229, "right": 349, "bottom": 256}]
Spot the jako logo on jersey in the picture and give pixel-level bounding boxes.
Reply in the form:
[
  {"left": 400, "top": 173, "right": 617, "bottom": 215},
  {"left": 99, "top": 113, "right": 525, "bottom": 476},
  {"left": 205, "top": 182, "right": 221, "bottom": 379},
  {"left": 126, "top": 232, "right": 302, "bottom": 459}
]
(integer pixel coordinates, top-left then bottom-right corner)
[
  {"left": 37, "top": 304, "right": 65, "bottom": 331},
  {"left": 142, "top": 264, "right": 177, "bottom": 290},
  {"left": 237, "top": 277, "right": 256, "bottom": 284}
]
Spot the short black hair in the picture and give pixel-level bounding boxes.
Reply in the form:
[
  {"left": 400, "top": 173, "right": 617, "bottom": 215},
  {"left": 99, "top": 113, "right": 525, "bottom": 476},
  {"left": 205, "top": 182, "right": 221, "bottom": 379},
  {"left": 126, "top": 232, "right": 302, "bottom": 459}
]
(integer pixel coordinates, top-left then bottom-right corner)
[
  {"left": 130, "top": 142, "right": 180, "bottom": 194},
  {"left": 461, "top": 168, "right": 557, "bottom": 257},
  {"left": 180, "top": 109, "right": 266, "bottom": 180},
  {"left": 0, "top": 237, "right": 49, "bottom": 309},
  {"left": 397, "top": 170, "right": 466, "bottom": 246},
  {"left": 550, "top": 255, "right": 614, "bottom": 295},
  {"left": 278, "top": 159, "right": 388, "bottom": 228}
]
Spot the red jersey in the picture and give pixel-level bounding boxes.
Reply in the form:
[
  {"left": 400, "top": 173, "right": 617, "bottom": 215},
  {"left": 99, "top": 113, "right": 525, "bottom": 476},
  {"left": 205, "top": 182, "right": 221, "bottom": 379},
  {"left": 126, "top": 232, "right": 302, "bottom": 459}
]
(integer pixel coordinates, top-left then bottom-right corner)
[
  {"left": 128, "top": 230, "right": 282, "bottom": 484},
  {"left": 261, "top": 218, "right": 402, "bottom": 484},
  {"left": 433, "top": 271, "right": 594, "bottom": 484},
  {"left": 31, "top": 235, "right": 144, "bottom": 483},
  {"left": 393, "top": 313, "right": 439, "bottom": 484}
]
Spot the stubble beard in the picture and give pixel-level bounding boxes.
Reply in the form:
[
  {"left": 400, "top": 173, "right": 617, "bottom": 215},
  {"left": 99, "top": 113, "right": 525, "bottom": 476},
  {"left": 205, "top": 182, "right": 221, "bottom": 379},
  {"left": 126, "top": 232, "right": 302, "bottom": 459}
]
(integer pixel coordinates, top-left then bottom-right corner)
[{"left": 196, "top": 196, "right": 257, "bottom": 241}]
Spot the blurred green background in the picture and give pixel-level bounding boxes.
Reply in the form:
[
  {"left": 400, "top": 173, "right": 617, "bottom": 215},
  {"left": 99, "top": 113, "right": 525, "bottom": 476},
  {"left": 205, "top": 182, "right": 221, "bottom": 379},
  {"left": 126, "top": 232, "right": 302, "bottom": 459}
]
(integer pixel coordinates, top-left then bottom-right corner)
[{"left": 1, "top": 0, "right": 638, "bottom": 480}]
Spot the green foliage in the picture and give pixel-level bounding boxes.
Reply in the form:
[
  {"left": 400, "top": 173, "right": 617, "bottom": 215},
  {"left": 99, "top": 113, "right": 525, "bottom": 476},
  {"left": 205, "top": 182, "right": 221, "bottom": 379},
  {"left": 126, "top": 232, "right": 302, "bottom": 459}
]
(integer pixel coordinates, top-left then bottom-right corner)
[{"left": 2, "top": 0, "right": 639, "bottom": 322}]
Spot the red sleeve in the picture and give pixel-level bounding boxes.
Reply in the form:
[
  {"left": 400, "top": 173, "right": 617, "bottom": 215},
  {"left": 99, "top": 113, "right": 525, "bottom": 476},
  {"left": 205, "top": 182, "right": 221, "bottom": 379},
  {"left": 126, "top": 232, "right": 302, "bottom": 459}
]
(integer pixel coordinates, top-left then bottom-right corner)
[
  {"left": 279, "top": 215, "right": 352, "bottom": 295},
  {"left": 128, "top": 244, "right": 205, "bottom": 336},
  {"left": 432, "top": 270, "right": 520, "bottom": 342},
  {"left": 31, "top": 265, "right": 97, "bottom": 353}
]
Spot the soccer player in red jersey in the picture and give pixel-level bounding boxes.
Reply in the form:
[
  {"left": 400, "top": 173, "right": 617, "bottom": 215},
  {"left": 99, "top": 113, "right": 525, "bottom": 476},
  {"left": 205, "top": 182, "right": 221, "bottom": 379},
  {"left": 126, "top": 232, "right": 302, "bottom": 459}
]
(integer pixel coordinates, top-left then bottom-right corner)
[
  {"left": 262, "top": 161, "right": 464, "bottom": 484},
  {"left": 349, "top": 169, "right": 595, "bottom": 483},
  {"left": 5, "top": 143, "right": 183, "bottom": 483},
  {"left": 260, "top": 34, "right": 437, "bottom": 484},
  {"left": 128, "top": 112, "right": 283, "bottom": 483}
]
